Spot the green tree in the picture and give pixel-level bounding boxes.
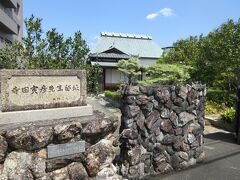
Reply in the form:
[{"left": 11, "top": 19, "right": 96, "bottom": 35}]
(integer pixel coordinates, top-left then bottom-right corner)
[
  {"left": 69, "top": 31, "right": 89, "bottom": 69},
  {"left": 0, "top": 42, "right": 25, "bottom": 69},
  {"left": 164, "top": 18, "right": 240, "bottom": 92},
  {"left": 21, "top": 14, "right": 89, "bottom": 69},
  {"left": 23, "top": 14, "right": 44, "bottom": 68},
  {"left": 117, "top": 57, "right": 144, "bottom": 85}
]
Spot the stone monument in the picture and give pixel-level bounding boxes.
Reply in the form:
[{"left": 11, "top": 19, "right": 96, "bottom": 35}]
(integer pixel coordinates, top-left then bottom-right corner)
[{"left": 0, "top": 69, "right": 93, "bottom": 125}]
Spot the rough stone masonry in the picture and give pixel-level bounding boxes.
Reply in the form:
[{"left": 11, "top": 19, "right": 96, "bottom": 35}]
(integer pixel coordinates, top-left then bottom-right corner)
[
  {"left": 119, "top": 85, "right": 206, "bottom": 179},
  {"left": 0, "top": 111, "right": 120, "bottom": 180}
]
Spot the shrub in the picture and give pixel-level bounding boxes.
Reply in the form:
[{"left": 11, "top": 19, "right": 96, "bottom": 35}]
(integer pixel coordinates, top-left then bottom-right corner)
[
  {"left": 221, "top": 107, "right": 236, "bottom": 124},
  {"left": 104, "top": 90, "right": 121, "bottom": 102},
  {"left": 206, "top": 88, "right": 236, "bottom": 107},
  {"left": 117, "top": 57, "right": 144, "bottom": 85},
  {"left": 205, "top": 100, "right": 226, "bottom": 115},
  {"left": 139, "top": 63, "right": 191, "bottom": 86},
  {"left": 87, "top": 64, "right": 103, "bottom": 94}
]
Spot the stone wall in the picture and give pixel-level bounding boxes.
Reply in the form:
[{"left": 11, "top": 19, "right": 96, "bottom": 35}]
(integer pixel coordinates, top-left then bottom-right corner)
[
  {"left": 119, "top": 85, "right": 206, "bottom": 179},
  {"left": 0, "top": 111, "right": 120, "bottom": 180}
]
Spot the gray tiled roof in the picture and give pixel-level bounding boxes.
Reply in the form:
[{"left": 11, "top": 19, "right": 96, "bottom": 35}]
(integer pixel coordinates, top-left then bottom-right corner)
[
  {"left": 89, "top": 52, "right": 130, "bottom": 59},
  {"left": 91, "top": 33, "right": 163, "bottom": 58}
]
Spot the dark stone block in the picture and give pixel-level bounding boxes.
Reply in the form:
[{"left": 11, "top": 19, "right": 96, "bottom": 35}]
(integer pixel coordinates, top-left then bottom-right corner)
[
  {"left": 126, "top": 86, "right": 140, "bottom": 95},
  {"left": 140, "top": 127, "right": 149, "bottom": 139},
  {"left": 146, "top": 143, "right": 154, "bottom": 152},
  {"left": 187, "top": 89, "right": 198, "bottom": 105},
  {"left": 153, "top": 143, "right": 166, "bottom": 154},
  {"left": 136, "top": 95, "right": 149, "bottom": 105},
  {"left": 160, "top": 108, "right": 170, "bottom": 119},
  {"left": 162, "top": 134, "right": 174, "bottom": 145},
  {"left": 54, "top": 122, "right": 82, "bottom": 143},
  {"left": 172, "top": 105, "right": 184, "bottom": 114},
  {"left": 164, "top": 100, "right": 173, "bottom": 110},
  {"left": 176, "top": 86, "right": 188, "bottom": 100},
  {"left": 141, "top": 102, "right": 154, "bottom": 117},
  {"left": 160, "top": 120, "right": 174, "bottom": 134},
  {"left": 171, "top": 153, "right": 180, "bottom": 170},
  {"left": 180, "top": 142, "right": 190, "bottom": 152},
  {"left": 124, "top": 96, "right": 136, "bottom": 104},
  {"left": 82, "top": 116, "right": 118, "bottom": 144},
  {"left": 6, "top": 126, "right": 54, "bottom": 151},
  {"left": 121, "top": 129, "right": 139, "bottom": 140},
  {"left": 173, "top": 136, "right": 184, "bottom": 151},
  {"left": 145, "top": 110, "right": 161, "bottom": 130},
  {"left": 178, "top": 112, "right": 196, "bottom": 127},
  {"left": 0, "top": 135, "right": 8, "bottom": 163},
  {"left": 139, "top": 86, "right": 153, "bottom": 96},
  {"left": 123, "top": 105, "right": 141, "bottom": 118},
  {"left": 128, "top": 147, "right": 141, "bottom": 166},
  {"left": 173, "top": 97, "right": 184, "bottom": 106},
  {"left": 135, "top": 112, "right": 145, "bottom": 130},
  {"left": 190, "top": 140, "right": 199, "bottom": 149},
  {"left": 170, "top": 112, "right": 179, "bottom": 128},
  {"left": 186, "top": 104, "right": 196, "bottom": 113},
  {"left": 179, "top": 100, "right": 189, "bottom": 111},
  {"left": 46, "top": 153, "right": 84, "bottom": 172},
  {"left": 149, "top": 120, "right": 161, "bottom": 134},
  {"left": 174, "top": 128, "right": 183, "bottom": 136},
  {"left": 139, "top": 86, "right": 148, "bottom": 94},
  {"left": 154, "top": 87, "right": 171, "bottom": 104},
  {"left": 166, "top": 146, "right": 176, "bottom": 155},
  {"left": 68, "top": 162, "right": 89, "bottom": 180},
  {"left": 187, "top": 133, "right": 196, "bottom": 144}
]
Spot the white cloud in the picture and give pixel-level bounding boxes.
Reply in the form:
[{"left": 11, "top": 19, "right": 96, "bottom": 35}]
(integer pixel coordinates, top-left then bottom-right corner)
[
  {"left": 159, "top": 8, "right": 174, "bottom": 17},
  {"left": 146, "top": 12, "right": 159, "bottom": 20},
  {"left": 146, "top": 8, "right": 175, "bottom": 20}
]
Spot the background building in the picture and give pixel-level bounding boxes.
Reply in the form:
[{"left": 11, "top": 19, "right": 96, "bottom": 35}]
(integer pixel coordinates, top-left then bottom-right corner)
[
  {"left": 0, "top": 0, "right": 23, "bottom": 48},
  {"left": 89, "top": 32, "right": 163, "bottom": 90}
]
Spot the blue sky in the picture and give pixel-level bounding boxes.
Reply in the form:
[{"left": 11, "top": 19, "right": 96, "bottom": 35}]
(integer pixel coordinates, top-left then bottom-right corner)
[{"left": 23, "top": 0, "right": 240, "bottom": 50}]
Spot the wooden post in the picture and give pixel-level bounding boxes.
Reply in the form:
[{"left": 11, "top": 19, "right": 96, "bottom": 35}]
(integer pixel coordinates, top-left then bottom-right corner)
[{"left": 237, "top": 85, "right": 240, "bottom": 144}]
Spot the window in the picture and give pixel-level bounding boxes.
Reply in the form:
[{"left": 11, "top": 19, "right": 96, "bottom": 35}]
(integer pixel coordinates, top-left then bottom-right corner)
[
  {"left": 5, "top": 38, "right": 12, "bottom": 44},
  {"left": 0, "top": 36, "right": 4, "bottom": 43},
  {"left": 14, "top": 3, "right": 20, "bottom": 15},
  {"left": 17, "top": 25, "right": 20, "bottom": 35}
]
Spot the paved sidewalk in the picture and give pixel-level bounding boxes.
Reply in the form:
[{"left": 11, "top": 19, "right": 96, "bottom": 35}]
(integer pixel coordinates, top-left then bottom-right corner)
[
  {"left": 87, "top": 96, "right": 121, "bottom": 119},
  {"left": 151, "top": 131, "right": 240, "bottom": 180}
]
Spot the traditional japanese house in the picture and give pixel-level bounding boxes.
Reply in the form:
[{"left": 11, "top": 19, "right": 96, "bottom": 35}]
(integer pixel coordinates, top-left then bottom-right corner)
[{"left": 88, "top": 32, "right": 162, "bottom": 90}]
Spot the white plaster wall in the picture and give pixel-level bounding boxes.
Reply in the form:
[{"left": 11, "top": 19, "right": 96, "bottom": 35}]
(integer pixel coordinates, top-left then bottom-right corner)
[
  {"left": 105, "top": 69, "right": 126, "bottom": 84},
  {"left": 140, "top": 58, "right": 157, "bottom": 67}
]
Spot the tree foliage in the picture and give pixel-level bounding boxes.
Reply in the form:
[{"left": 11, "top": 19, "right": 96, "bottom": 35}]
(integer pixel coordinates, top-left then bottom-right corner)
[
  {"left": 163, "top": 18, "right": 240, "bottom": 92},
  {"left": 140, "top": 63, "right": 190, "bottom": 85},
  {"left": 0, "top": 14, "right": 89, "bottom": 70},
  {"left": 86, "top": 63, "right": 103, "bottom": 94},
  {"left": 117, "top": 57, "right": 144, "bottom": 85},
  {"left": 0, "top": 42, "right": 25, "bottom": 69}
]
